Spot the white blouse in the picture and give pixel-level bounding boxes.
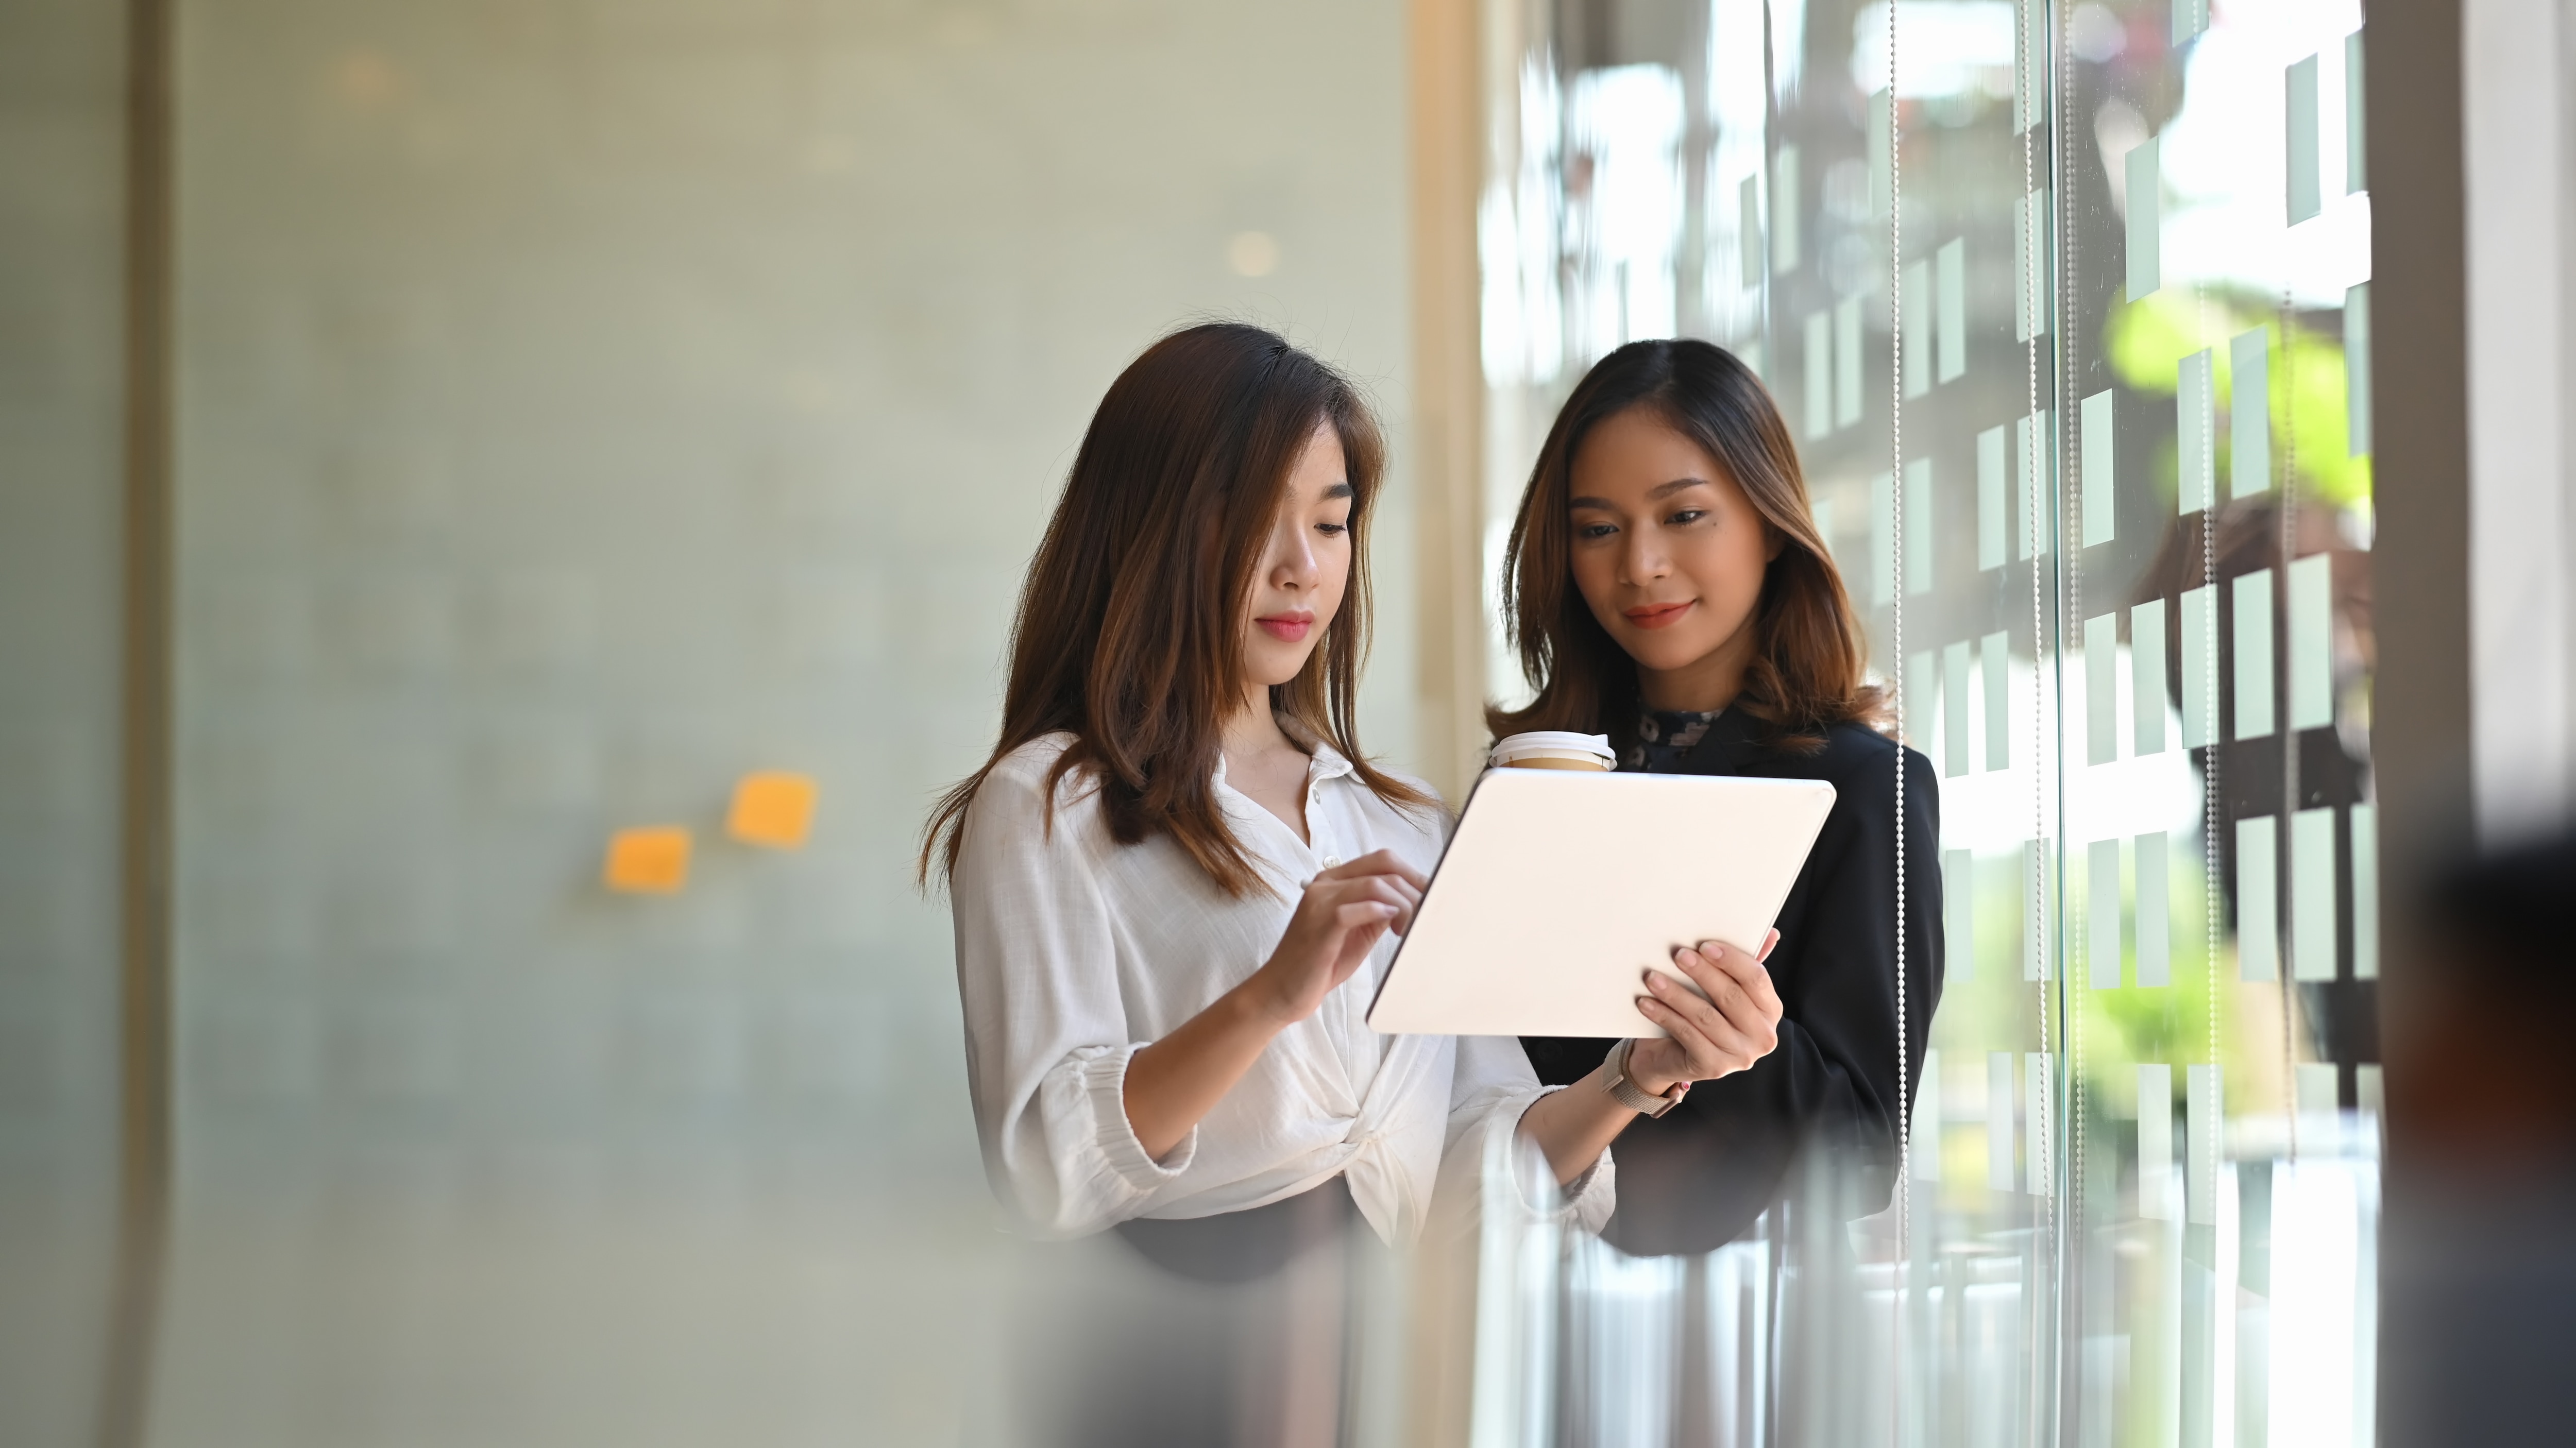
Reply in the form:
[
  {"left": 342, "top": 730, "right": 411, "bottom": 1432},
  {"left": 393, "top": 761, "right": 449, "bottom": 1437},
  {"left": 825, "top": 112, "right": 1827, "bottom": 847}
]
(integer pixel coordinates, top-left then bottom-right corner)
[{"left": 951, "top": 731, "right": 1614, "bottom": 1245}]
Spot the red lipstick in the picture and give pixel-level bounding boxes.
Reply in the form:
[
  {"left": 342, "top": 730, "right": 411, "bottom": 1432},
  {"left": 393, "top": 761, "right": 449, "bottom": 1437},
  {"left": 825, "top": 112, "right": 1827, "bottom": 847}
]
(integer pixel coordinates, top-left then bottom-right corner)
[
  {"left": 1256, "top": 612, "right": 1314, "bottom": 642},
  {"left": 1622, "top": 601, "right": 1693, "bottom": 631}
]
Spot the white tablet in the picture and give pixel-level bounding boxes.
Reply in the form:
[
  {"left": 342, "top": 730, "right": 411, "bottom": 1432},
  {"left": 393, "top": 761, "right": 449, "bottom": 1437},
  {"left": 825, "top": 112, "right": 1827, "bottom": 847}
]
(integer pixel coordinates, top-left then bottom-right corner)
[{"left": 1365, "top": 768, "right": 1836, "bottom": 1039}]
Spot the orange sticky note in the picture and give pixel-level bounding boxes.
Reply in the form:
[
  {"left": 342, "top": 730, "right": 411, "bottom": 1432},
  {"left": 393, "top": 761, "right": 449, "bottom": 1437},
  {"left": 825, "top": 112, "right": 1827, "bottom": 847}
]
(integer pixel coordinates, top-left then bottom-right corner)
[
  {"left": 604, "top": 826, "right": 691, "bottom": 893},
  {"left": 726, "top": 771, "right": 817, "bottom": 849}
]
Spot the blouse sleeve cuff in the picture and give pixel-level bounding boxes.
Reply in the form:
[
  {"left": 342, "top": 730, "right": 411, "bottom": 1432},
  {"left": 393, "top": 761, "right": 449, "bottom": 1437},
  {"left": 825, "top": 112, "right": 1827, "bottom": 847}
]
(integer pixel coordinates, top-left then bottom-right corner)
[
  {"left": 1083, "top": 1043, "right": 1197, "bottom": 1189},
  {"left": 1515, "top": 1084, "right": 1618, "bottom": 1231},
  {"left": 1484, "top": 1087, "right": 1618, "bottom": 1221},
  {"left": 1560, "top": 1140, "right": 1617, "bottom": 1234}
]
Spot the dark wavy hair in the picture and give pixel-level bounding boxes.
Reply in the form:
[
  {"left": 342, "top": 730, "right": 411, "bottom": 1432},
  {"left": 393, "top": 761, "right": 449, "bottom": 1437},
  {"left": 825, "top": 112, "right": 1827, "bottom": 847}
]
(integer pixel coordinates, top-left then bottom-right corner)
[
  {"left": 1489, "top": 338, "right": 1884, "bottom": 750},
  {"left": 921, "top": 323, "right": 1428, "bottom": 896}
]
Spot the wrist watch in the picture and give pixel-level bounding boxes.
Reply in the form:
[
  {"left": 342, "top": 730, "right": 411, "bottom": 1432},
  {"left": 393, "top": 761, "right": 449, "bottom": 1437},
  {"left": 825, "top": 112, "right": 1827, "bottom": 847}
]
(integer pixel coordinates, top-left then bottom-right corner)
[{"left": 1602, "top": 1038, "right": 1690, "bottom": 1118}]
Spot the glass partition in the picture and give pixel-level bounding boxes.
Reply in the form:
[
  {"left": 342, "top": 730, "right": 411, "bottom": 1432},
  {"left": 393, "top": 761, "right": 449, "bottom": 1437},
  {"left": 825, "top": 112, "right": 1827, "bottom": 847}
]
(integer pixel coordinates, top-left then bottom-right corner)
[{"left": 1475, "top": 0, "right": 2379, "bottom": 1440}]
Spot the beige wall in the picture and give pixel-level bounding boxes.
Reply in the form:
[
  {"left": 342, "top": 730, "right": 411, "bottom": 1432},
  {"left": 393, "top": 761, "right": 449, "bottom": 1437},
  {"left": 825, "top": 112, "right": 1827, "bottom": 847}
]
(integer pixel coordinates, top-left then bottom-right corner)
[
  {"left": 146, "top": 3, "right": 1417, "bottom": 1442},
  {"left": 0, "top": 2, "right": 129, "bottom": 1445}
]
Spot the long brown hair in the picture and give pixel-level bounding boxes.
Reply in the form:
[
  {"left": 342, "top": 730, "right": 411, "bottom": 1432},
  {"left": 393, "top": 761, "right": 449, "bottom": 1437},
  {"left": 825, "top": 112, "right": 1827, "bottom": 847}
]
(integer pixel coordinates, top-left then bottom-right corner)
[
  {"left": 1489, "top": 338, "right": 1883, "bottom": 751},
  {"left": 921, "top": 323, "right": 1429, "bottom": 896}
]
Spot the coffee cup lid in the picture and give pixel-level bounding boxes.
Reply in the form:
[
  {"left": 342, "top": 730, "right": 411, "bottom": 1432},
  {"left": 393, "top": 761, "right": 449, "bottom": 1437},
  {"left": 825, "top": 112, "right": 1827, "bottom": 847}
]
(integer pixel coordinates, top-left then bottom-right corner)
[{"left": 1487, "top": 730, "right": 1617, "bottom": 767}]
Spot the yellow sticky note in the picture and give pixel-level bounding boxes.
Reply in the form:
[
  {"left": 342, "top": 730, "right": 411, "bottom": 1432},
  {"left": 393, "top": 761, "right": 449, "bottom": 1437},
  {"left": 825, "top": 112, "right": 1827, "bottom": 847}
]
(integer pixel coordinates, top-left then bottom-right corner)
[
  {"left": 604, "top": 826, "right": 691, "bottom": 893},
  {"left": 726, "top": 771, "right": 817, "bottom": 849}
]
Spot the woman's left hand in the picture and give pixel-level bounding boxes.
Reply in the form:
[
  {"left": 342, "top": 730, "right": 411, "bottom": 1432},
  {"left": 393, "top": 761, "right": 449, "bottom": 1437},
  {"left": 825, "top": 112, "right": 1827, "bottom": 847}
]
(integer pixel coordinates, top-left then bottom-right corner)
[{"left": 1624, "top": 929, "right": 1783, "bottom": 1094}]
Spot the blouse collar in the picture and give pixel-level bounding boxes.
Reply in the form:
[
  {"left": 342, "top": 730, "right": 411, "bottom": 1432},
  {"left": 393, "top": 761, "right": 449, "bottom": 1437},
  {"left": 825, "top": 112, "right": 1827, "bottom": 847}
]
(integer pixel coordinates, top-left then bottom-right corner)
[{"left": 1207, "top": 734, "right": 1357, "bottom": 790}]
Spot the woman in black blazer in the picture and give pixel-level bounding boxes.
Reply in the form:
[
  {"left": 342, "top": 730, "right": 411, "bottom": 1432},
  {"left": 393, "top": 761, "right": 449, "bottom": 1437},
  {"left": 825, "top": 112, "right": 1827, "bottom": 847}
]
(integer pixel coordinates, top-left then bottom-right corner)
[{"left": 1493, "top": 338, "right": 1943, "bottom": 1257}]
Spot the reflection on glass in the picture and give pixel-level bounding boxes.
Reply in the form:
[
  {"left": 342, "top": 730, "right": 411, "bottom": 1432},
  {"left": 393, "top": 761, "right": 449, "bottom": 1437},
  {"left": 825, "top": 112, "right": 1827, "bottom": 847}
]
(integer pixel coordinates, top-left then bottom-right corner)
[{"left": 1473, "top": 0, "right": 2378, "bottom": 1439}]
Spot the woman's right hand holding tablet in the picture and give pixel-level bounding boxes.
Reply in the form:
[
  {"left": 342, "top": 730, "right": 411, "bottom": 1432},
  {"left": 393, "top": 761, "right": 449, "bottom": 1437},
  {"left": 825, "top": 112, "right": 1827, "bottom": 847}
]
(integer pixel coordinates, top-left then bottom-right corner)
[
  {"left": 1623, "top": 929, "right": 1784, "bottom": 1094},
  {"left": 1513, "top": 927, "right": 1786, "bottom": 1185}
]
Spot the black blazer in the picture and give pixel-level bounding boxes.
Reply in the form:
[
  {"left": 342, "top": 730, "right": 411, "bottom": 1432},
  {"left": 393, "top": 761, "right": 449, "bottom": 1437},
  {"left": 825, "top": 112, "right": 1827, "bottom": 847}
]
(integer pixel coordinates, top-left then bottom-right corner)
[{"left": 1521, "top": 709, "right": 1943, "bottom": 1256}]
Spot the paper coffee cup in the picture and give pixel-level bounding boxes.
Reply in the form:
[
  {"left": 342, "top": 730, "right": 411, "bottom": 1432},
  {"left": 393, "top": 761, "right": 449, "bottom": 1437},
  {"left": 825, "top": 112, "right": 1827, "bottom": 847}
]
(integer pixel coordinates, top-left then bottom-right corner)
[{"left": 1487, "top": 730, "right": 1616, "bottom": 771}]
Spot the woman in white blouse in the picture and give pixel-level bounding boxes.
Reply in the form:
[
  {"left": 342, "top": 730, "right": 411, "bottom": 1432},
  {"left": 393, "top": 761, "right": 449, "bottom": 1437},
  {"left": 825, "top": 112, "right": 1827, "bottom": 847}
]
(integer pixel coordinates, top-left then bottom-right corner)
[{"left": 923, "top": 323, "right": 1785, "bottom": 1274}]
